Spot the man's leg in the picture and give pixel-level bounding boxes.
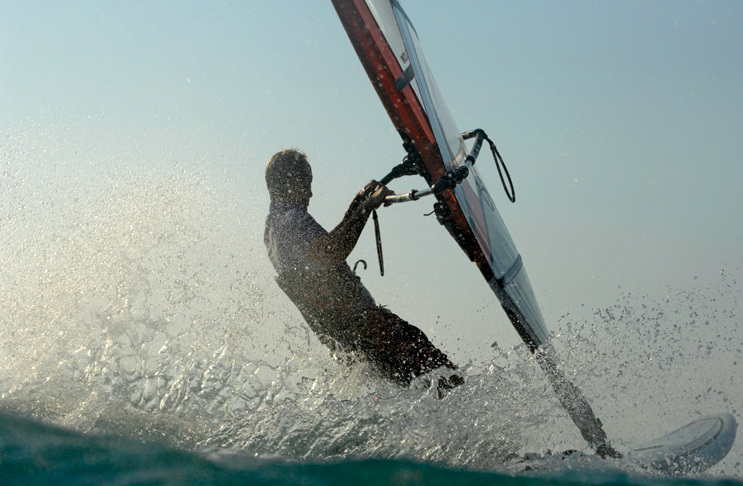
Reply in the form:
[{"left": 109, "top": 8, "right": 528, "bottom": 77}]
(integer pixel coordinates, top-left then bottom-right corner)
[{"left": 357, "top": 307, "right": 462, "bottom": 387}]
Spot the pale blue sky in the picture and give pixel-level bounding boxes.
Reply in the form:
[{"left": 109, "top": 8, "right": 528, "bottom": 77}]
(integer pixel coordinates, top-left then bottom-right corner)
[{"left": 2, "top": 1, "right": 742, "bottom": 358}]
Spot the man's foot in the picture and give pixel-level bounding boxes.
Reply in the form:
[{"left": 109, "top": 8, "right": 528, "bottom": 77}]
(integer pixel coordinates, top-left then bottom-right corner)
[
  {"left": 436, "top": 373, "right": 464, "bottom": 399},
  {"left": 595, "top": 442, "right": 623, "bottom": 459}
]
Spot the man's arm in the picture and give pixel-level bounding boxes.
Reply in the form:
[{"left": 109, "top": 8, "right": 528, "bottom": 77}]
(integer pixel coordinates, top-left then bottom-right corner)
[{"left": 307, "top": 181, "right": 391, "bottom": 268}]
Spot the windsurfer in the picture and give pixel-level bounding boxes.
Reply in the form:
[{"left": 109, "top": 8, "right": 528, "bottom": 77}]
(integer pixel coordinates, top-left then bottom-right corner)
[{"left": 264, "top": 148, "right": 463, "bottom": 393}]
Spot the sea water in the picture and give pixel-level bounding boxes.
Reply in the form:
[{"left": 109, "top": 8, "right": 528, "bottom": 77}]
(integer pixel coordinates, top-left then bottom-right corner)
[{"left": 1, "top": 125, "right": 741, "bottom": 485}]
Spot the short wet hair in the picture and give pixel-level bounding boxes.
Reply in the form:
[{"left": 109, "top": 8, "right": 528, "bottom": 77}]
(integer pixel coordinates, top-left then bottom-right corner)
[{"left": 265, "top": 149, "right": 312, "bottom": 201}]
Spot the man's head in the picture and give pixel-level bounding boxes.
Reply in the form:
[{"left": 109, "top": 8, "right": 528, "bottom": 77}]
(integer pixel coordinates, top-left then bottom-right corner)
[{"left": 265, "top": 149, "right": 313, "bottom": 205}]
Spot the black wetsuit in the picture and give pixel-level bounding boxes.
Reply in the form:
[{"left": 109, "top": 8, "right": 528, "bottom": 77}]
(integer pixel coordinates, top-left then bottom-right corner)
[{"left": 265, "top": 202, "right": 456, "bottom": 385}]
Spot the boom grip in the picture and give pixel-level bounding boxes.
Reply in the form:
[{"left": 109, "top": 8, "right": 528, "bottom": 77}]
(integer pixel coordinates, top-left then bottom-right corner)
[{"left": 383, "top": 191, "right": 420, "bottom": 204}]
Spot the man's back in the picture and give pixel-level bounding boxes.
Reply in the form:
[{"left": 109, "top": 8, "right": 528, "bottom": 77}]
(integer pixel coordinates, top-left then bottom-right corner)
[{"left": 264, "top": 201, "right": 375, "bottom": 309}]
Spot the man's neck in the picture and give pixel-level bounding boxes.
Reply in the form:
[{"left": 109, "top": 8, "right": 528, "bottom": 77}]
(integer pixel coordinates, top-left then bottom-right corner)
[{"left": 271, "top": 198, "right": 308, "bottom": 210}]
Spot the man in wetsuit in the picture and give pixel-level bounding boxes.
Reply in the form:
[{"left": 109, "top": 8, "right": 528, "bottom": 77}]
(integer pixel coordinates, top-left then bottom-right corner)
[{"left": 264, "top": 148, "right": 462, "bottom": 390}]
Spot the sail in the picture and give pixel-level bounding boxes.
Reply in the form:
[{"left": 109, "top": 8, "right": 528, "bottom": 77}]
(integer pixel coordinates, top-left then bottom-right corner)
[{"left": 332, "top": 0, "right": 549, "bottom": 349}]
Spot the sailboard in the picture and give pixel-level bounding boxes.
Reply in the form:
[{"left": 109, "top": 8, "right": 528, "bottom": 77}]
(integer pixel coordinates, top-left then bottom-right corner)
[
  {"left": 330, "top": 0, "right": 737, "bottom": 467},
  {"left": 628, "top": 413, "right": 738, "bottom": 475},
  {"left": 331, "top": 0, "right": 614, "bottom": 452},
  {"left": 505, "top": 413, "right": 738, "bottom": 475},
  {"left": 332, "top": 0, "right": 548, "bottom": 351}
]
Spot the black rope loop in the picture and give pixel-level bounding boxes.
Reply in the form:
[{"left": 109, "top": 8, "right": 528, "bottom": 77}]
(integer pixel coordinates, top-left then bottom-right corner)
[{"left": 487, "top": 137, "right": 515, "bottom": 203}]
